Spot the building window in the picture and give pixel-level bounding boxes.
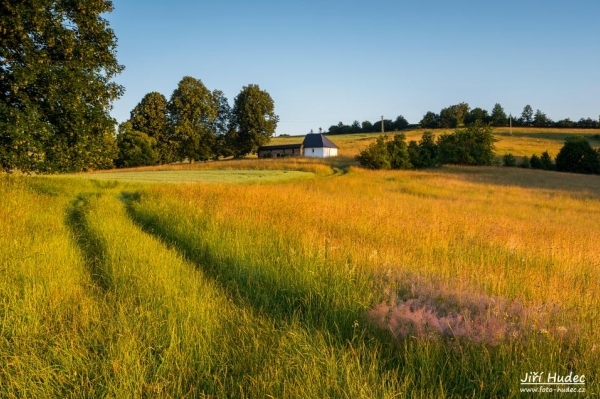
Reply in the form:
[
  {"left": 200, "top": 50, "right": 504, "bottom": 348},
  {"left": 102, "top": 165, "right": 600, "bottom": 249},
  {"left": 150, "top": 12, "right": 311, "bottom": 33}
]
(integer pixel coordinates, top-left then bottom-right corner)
[{"left": 312, "top": 149, "right": 314, "bottom": 153}]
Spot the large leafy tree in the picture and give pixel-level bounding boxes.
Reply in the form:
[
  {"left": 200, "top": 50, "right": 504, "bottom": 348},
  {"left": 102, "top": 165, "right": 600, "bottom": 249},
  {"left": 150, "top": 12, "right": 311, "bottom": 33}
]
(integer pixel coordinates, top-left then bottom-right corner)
[
  {"left": 168, "top": 76, "right": 219, "bottom": 162},
  {"left": 230, "top": 84, "right": 279, "bottom": 157},
  {"left": 129, "top": 92, "right": 173, "bottom": 164},
  {"left": 0, "top": 0, "right": 123, "bottom": 172}
]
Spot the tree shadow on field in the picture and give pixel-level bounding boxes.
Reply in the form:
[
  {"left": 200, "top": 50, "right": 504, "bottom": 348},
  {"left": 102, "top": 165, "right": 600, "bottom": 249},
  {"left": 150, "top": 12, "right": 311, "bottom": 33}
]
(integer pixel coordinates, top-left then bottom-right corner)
[
  {"left": 121, "top": 191, "right": 546, "bottom": 398},
  {"left": 440, "top": 165, "right": 600, "bottom": 198},
  {"left": 65, "top": 192, "right": 113, "bottom": 292},
  {"left": 121, "top": 192, "right": 379, "bottom": 347}
]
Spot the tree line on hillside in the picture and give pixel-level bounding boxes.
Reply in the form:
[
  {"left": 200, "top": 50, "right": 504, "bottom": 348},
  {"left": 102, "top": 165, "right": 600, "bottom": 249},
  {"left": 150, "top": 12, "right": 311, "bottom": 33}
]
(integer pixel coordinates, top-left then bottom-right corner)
[
  {"left": 356, "top": 123, "right": 496, "bottom": 170},
  {"left": 420, "top": 103, "right": 600, "bottom": 129},
  {"left": 326, "top": 103, "right": 599, "bottom": 137},
  {"left": 115, "top": 78, "right": 278, "bottom": 168},
  {"left": 327, "top": 115, "right": 411, "bottom": 135},
  {"left": 503, "top": 136, "right": 600, "bottom": 175},
  {"left": 357, "top": 124, "right": 600, "bottom": 176}
]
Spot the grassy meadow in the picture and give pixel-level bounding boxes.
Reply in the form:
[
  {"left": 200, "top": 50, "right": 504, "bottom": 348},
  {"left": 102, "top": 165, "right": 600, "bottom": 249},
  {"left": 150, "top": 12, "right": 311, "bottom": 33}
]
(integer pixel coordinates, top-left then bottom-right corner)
[{"left": 2, "top": 131, "right": 600, "bottom": 397}]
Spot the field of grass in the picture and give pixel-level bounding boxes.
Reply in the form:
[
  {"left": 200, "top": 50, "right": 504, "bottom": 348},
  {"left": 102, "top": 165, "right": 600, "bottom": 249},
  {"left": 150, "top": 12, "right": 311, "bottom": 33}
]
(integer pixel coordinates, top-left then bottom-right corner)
[{"left": 2, "top": 141, "right": 600, "bottom": 396}]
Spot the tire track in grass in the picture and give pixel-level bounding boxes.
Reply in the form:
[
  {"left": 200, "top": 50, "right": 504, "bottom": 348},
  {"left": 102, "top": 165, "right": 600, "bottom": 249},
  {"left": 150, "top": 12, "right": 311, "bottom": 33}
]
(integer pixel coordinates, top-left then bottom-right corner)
[
  {"left": 123, "top": 190, "right": 368, "bottom": 342},
  {"left": 67, "top": 190, "right": 407, "bottom": 398},
  {"left": 65, "top": 190, "right": 245, "bottom": 396},
  {"left": 120, "top": 190, "right": 413, "bottom": 397},
  {"left": 1, "top": 178, "right": 109, "bottom": 398}
]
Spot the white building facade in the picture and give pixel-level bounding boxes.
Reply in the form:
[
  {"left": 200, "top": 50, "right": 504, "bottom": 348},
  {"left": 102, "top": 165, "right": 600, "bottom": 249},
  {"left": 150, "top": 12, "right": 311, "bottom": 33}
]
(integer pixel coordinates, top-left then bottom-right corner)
[{"left": 302, "top": 134, "right": 339, "bottom": 158}]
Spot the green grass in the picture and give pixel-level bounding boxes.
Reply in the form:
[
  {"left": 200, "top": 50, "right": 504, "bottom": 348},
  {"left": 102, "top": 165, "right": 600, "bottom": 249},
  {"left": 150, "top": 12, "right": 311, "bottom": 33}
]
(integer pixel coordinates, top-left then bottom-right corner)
[
  {"left": 2, "top": 152, "right": 599, "bottom": 397},
  {"left": 64, "top": 169, "right": 315, "bottom": 183}
]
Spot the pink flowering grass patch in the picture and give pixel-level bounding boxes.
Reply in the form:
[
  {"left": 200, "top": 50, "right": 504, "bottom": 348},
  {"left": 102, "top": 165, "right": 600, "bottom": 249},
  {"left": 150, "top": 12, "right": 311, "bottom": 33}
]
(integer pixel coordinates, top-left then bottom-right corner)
[{"left": 368, "top": 270, "right": 576, "bottom": 346}]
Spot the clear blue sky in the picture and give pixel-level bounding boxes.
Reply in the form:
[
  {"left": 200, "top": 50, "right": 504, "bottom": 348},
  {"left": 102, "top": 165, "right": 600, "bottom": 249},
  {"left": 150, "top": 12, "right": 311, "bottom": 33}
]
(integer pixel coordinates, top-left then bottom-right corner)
[{"left": 107, "top": 1, "right": 600, "bottom": 136}]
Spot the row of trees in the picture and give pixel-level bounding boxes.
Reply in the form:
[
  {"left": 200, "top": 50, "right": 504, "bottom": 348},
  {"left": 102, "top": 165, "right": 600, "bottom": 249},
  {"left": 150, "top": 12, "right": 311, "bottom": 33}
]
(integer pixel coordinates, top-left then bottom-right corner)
[
  {"left": 504, "top": 136, "right": 600, "bottom": 175},
  {"left": 420, "top": 103, "right": 600, "bottom": 129},
  {"left": 115, "top": 78, "right": 278, "bottom": 167},
  {"left": 0, "top": 1, "right": 278, "bottom": 172},
  {"left": 327, "top": 115, "right": 410, "bottom": 135},
  {"left": 358, "top": 125, "right": 600, "bottom": 176},
  {"left": 325, "top": 103, "right": 599, "bottom": 137},
  {"left": 356, "top": 123, "right": 497, "bottom": 170}
]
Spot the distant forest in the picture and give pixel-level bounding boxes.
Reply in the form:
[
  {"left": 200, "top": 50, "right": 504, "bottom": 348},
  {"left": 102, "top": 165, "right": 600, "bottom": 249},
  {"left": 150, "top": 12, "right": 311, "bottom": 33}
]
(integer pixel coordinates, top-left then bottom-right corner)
[{"left": 328, "top": 103, "right": 600, "bottom": 135}]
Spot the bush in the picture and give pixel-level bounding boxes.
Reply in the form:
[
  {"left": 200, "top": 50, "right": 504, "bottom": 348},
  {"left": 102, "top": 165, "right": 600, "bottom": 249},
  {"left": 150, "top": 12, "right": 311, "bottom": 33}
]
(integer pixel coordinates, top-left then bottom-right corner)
[
  {"left": 355, "top": 136, "right": 391, "bottom": 169},
  {"left": 555, "top": 135, "right": 600, "bottom": 174},
  {"left": 437, "top": 122, "right": 496, "bottom": 166},
  {"left": 540, "top": 151, "right": 555, "bottom": 171},
  {"left": 503, "top": 154, "right": 517, "bottom": 167},
  {"left": 530, "top": 154, "right": 542, "bottom": 169},
  {"left": 416, "top": 131, "right": 439, "bottom": 168},
  {"left": 356, "top": 134, "right": 414, "bottom": 170},
  {"left": 387, "top": 134, "right": 412, "bottom": 169},
  {"left": 519, "top": 156, "right": 531, "bottom": 168},
  {"left": 116, "top": 122, "right": 158, "bottom": 168}
]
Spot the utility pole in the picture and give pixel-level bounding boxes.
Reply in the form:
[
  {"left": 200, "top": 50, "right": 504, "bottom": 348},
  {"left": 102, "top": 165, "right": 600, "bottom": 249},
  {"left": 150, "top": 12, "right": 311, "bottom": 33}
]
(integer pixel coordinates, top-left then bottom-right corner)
[
  {"left": 509, "top": 113, "right": 512, "bottom": 136},
  {"left": 381, "top": 115, "right": 384, "bottom": 134}
]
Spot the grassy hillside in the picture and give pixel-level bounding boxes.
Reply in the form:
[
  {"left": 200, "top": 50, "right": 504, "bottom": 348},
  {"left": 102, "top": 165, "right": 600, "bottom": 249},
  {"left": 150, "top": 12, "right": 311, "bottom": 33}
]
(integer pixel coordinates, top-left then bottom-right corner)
[
  {"left": 2, "top": 158, "right": 599, "bottom": 397},
  {"left": 273, "top": 127, "right": 600, "bottom": 159}
]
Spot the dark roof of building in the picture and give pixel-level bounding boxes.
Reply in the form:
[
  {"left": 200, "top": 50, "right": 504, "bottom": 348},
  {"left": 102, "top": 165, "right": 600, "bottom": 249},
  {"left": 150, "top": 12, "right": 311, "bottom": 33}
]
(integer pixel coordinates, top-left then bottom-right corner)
[
  {"left": 257, "top": 143, "right": 303, "bottom": 151},
  {"left": 302, "top": 133, "right": 339, "bottom": 149}
]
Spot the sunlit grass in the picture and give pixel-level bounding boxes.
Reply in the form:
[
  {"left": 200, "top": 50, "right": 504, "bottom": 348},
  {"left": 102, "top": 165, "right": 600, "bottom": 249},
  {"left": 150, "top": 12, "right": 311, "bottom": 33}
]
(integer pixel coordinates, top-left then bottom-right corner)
[
  {"left": 2, "top": 148, "right": 600, "bottom": 397},
  {"left": 64, "top": 169, "right": 315, "bottom": 183}
]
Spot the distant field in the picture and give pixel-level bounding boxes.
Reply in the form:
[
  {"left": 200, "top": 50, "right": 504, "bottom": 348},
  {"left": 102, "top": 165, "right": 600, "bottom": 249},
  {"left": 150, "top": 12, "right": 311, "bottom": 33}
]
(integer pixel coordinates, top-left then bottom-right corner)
[
  {"left": 273, "top": 127, "right": 600, "bottom": 158},
  {"left": 66, "top": 169, "right": 315, "bottom": 183}
]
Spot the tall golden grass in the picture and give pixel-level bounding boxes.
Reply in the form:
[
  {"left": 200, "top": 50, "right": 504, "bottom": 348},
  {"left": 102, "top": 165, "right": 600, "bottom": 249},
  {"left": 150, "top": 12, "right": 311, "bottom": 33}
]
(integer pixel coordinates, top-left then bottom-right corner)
[{"left": 2, "top": 157, "right": 599, "bottom": 397}]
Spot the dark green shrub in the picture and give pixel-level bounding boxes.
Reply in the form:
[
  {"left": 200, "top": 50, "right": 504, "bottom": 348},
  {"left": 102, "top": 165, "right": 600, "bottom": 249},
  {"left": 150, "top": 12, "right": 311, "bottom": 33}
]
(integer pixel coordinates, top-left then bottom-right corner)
[
  {"left": 540, "top": 151, "right": 555, "bottom": 171},
  {"left": 355, "top": 136, "right": 391, "bottom": 169},
  {"left": 116, "top": 122, "right": 158, "bottom": 168},
  {"left": 387, "top": 134, "right": 412, "bottom": 170},
  {"left": 555, "top": 135, "right": 600, "bottom": 174},
  {"left": 437, "top": 122, "right": 496, "bottom": 165},
  {"left": 519, "top": 156, "right": 531, "bottom": 168},
  {"left": 530, "top": 154, "right": 542, "bottom": 169},
  {"left": 503, "top": 153, "right": 517, "bottom": 167}
]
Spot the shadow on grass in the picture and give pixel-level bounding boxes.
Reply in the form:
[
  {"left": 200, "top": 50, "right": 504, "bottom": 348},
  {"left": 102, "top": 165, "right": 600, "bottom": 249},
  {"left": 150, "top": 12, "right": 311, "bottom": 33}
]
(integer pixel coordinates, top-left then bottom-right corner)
[
  {"left": 496, "top": 131, "right": 600, "bottom": 143},
  {"left": 438, "top": 165, "right": 600, "bottom": 198},
  {"left": 65, "top": 192, "right": 113, "bottom": 292},
  {"left": 122, "top": 191, "right": 380, "bottom": 346}
]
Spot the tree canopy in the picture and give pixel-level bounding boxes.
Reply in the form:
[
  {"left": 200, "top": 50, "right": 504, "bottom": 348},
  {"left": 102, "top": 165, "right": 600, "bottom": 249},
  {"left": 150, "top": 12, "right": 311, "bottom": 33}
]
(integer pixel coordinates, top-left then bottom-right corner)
[
  {"left": 168, "top": 76, "right": 219, "bottom": 162},
  {"left": 230, "top": 84, "right": 279, "bottom": 157},
  {"left": 1, "top": 0, "right": 123, "bottom": 172},
  {"left": 129, "top": 92, "right": 173, "bottom": 164}
]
